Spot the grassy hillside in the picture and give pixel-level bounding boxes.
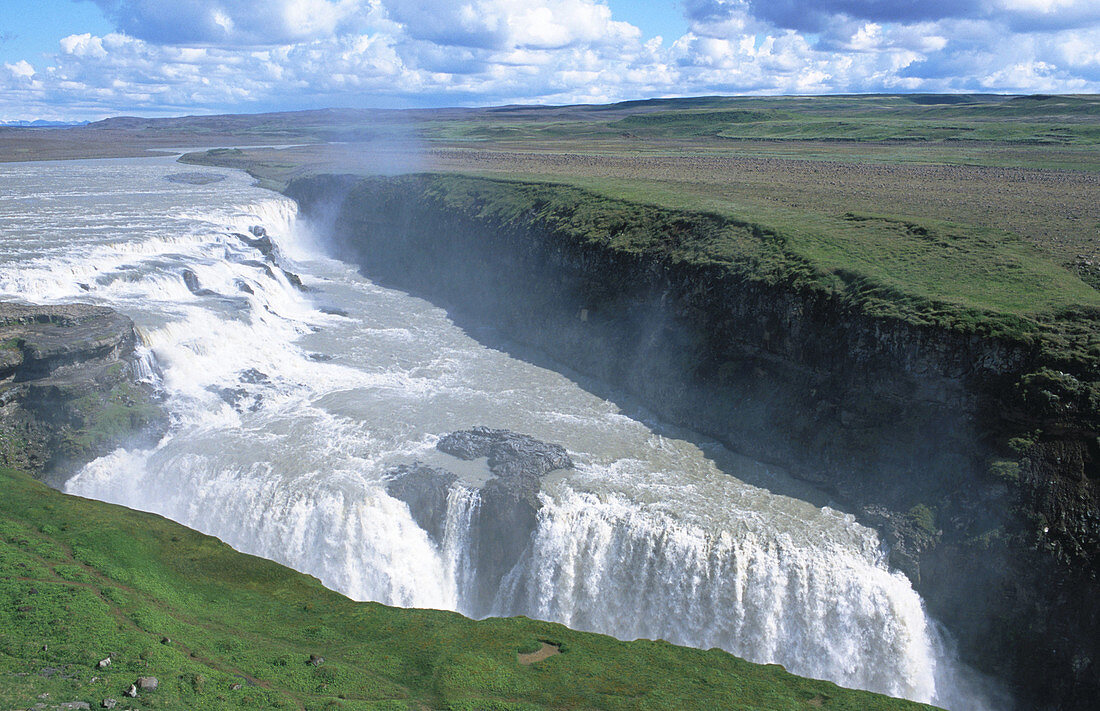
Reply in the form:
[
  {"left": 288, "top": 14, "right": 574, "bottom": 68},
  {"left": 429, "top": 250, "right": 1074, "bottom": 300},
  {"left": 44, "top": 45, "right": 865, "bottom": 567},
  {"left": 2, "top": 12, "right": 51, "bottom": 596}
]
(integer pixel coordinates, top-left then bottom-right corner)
[{"left": 0, "top": 467, "right": 937, "bottom": 710}]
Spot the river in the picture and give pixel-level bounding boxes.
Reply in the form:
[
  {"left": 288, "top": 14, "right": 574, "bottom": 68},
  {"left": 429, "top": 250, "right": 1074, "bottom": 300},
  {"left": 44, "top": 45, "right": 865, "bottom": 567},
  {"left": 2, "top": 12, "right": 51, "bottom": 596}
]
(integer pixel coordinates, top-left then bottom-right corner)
[{"left": 0, "top": 155, "right": 998, "bottom": 709}]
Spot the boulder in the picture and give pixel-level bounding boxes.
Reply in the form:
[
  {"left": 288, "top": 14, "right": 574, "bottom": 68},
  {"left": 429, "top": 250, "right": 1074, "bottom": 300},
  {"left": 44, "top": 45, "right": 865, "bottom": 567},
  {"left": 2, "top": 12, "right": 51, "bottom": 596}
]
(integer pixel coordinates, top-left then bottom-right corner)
[
  {"left": 136, "top": 676, "right": 158, "bottom": 691},
  {"left": 281, "top": 268, "right": 308, "bottom": 291},
  {"left": 236, "top": 233, "right": 278, "bottom": 261}
]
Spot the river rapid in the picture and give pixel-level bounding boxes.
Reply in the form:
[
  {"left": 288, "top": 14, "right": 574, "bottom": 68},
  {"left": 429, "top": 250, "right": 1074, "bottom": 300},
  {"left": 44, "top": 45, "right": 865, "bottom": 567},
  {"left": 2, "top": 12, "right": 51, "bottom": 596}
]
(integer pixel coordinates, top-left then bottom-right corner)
[{"left": 0, "top": 156, "right": 998, "bottom": 709}]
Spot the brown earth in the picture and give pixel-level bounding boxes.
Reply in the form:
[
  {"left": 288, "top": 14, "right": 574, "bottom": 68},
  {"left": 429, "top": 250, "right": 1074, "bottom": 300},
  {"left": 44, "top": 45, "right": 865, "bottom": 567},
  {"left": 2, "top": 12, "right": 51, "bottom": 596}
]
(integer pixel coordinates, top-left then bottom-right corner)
[{"left": 518, "top": 643, "right": 561, "bottom": 665}]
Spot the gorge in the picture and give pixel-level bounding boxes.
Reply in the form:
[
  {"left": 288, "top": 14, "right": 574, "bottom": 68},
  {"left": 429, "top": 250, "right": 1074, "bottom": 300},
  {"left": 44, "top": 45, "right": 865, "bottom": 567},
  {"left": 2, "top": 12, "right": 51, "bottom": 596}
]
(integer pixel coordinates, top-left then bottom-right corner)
[
  {"left": 280, "top": 171, "right": 1100, "bottom": 710},
  {"left": 6, "top": 146, "right": 1099, "bottom": 710}
]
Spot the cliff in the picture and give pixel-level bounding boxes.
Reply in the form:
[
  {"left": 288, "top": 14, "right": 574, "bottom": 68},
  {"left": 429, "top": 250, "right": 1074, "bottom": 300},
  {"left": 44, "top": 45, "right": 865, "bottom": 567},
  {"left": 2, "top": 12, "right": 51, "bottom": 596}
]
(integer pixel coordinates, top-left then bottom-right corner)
[
  {"left": 286, "top": 172, "right": 1100, "bottom": 710},
  {"left": 0, "top": 302, "right": 164, "bottom": 480}
]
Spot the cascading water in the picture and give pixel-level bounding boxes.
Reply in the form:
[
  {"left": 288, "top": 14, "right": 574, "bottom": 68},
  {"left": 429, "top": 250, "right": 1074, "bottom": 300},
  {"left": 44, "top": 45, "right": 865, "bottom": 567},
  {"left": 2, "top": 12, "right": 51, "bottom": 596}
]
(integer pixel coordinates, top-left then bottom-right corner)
[
  {"left": 442, "top": 485, "right": 482, "bottom": 613},
  {"left": 0, "top": 156, "right": 999, "bottom": 709},
  {"left": 497, "top": 487, "right": 938, "bottom": 699}
]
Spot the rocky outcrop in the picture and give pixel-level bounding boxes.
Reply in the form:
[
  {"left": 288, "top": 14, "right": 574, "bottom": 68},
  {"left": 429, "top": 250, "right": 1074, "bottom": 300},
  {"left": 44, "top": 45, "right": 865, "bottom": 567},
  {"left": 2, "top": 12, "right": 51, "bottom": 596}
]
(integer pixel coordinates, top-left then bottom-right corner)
[
  {"left": 385, "top": 427, "right": 572, "bottom": 615},
  {"left": 438, "top": 425, "right": 572, "bottom": 492},
  {"left": 288, "top": 173, "right": 1100, "bottom": 710},
  {"left": 231, "top": 226, "right": 308, "bottom": 291},
  {"left": 385, "top": 463, "right": 457, "bottom": 543},
  {"left": 0, "top": 302, "right": 165, "bottom": 479}
]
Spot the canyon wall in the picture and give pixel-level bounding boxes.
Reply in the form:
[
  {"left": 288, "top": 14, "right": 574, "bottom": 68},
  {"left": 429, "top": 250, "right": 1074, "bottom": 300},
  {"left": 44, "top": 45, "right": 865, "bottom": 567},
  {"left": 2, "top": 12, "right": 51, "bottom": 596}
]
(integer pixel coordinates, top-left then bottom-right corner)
[{"left": 288, "top": 173, "right": 1100, "bottom": 710}]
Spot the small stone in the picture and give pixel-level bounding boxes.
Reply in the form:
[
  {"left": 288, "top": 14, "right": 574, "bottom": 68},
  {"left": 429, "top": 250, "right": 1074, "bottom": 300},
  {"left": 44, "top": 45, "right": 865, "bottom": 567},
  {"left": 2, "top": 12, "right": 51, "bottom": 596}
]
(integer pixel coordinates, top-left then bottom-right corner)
[
  {"left": 124, "top": 684, "right": 137, "bottom": 698},
  {"left": 42, "top": 644, "right": 48, "bottom": 652},
  {"left": 160, "top": 636, "right": 171, "bottom": 645},
  {"left": 38, "top": 693, "right": 49, "bottom": 699},
  {"left": 102, "top": 700, "right": 117, "bottom": 709},
  {"left": 230, "top": 683, "right": 243, "bottom": 691},
  {"left": 136, "top": 676, "right": 158, "bottom": 691},
  {"left": 308, "top": 654, "right": 325, "bottom": 666},
  {"left": 97, "top": 657, "right": 111, "bottom": 669}
]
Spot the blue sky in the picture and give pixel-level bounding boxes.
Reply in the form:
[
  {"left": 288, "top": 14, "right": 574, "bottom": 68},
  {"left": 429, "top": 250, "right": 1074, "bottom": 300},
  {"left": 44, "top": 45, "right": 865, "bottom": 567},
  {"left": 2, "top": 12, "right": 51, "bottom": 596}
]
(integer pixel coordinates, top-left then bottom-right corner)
[
  {"left": 0, "top": 1, "right": 112, "bottom": 65},
  {"left": 1, "top": 0, "right": 1098, "bottom": 121}
]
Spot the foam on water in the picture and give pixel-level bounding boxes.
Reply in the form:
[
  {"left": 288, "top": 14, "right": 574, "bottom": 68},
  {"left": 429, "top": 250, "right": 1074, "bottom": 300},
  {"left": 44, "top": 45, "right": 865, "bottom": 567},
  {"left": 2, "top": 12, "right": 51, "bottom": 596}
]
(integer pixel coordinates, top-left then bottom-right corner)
[{"left": 0, "top": 157, "right": 1000, "bottom": 709}]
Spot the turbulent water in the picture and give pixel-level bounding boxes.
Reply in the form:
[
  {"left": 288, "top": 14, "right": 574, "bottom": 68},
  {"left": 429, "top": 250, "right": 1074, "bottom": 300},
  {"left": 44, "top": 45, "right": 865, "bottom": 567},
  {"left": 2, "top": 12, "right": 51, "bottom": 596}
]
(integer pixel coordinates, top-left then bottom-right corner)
[{"left": 0, "top": 156, "right": 997, "bottom": 709}]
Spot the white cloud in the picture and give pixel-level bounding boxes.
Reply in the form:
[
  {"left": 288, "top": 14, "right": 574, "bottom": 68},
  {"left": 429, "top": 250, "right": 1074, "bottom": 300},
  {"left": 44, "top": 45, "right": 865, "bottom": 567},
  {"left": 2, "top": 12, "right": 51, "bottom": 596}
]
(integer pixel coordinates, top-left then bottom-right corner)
[
  {"left": 5, "top": 60, "right": 36, "bottom": 79},
  {"left": 84, "top": 0, "right": 382, "bottom": 46},
  {"left": 0, "top": 0, "right": 1099, "bottom": 120},
  {"left": 59, "top": 33, "right": 108, "bottom": 58},
  {"left": 994, "top": 0, "right": 1087, "bottom": 13},
  {"left": 384, "top": 0, "right": 638, "bottom": 50}
]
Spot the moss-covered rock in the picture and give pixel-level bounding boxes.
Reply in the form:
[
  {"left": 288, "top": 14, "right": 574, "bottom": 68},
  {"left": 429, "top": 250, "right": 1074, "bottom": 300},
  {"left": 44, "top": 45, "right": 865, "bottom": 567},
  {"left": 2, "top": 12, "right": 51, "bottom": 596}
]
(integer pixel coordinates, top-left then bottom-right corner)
[{"left": 0, "top": 302, "right": 165, "bottom": 478}]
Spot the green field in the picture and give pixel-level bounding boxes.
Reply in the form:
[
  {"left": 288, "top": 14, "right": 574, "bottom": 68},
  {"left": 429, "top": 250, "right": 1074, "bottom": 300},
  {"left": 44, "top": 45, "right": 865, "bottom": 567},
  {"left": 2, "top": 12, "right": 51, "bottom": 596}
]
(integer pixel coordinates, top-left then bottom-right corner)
[{"left": 0, "top": 467, "right": 937, "bottom": 710}]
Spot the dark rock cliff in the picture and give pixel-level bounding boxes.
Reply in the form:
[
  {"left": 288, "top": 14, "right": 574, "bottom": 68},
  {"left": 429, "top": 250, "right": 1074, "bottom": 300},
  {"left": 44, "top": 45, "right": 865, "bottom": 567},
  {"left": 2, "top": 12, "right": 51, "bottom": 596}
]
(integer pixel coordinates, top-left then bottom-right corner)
[
  {"left": 385, "top": 427, "right": 573, "bottom": 616},
  {"left": 288, "top": 173, "right": 1100, "bottom": 710},
  {"left": 0, "top": 302, "right": 165, "bottom": 480}
]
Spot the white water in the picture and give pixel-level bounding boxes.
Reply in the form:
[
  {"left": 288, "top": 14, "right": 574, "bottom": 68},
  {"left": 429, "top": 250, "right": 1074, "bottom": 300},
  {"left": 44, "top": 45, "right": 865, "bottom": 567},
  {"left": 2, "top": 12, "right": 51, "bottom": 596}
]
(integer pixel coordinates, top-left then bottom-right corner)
[{"left": 0, "top": 156, "right": 997, "bottom": 709}]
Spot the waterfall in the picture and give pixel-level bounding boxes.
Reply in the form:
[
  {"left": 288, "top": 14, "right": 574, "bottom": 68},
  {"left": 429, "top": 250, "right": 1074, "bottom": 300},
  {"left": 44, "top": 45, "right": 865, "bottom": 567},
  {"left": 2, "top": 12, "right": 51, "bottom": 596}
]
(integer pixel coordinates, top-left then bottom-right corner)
[
  {"left": 494, "top": 488, "right": 939, "bottom": 702},
  {"left": 442, "top": 486, "right": 482, "bottom": 614},
  {"left": 0, "top": 158, "right": 999, "bottom": 710}
]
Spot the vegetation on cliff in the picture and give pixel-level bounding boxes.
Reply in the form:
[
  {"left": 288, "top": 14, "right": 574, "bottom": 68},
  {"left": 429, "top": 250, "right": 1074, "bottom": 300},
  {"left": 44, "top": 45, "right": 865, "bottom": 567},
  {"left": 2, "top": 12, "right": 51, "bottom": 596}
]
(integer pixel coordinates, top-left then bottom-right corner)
[{"left": 0, "top": 467, "right": 938, "bottom": 710}]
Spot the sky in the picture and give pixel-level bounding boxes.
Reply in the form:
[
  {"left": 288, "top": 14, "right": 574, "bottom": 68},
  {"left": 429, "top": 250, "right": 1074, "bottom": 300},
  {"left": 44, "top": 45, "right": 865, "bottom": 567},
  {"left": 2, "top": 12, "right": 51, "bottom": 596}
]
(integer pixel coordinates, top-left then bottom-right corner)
[{"left": 0, "top": 0, "right": 1098, "bottom": 121}]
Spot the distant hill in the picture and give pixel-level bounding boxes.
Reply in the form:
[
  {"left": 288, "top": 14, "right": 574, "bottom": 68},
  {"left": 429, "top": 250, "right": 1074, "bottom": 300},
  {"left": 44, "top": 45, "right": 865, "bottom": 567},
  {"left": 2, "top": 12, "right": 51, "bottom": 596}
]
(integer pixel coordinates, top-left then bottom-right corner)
[{"left": 0, "top": 119, "right": 89, "bottom": 127}]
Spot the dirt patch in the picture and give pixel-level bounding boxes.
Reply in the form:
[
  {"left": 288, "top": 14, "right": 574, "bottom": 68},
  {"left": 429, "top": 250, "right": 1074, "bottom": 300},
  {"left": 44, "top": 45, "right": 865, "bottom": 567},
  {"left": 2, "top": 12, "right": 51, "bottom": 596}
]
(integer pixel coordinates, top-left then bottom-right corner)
[{"left": 517, "top": 642, "right": 560, "bottom": 665}]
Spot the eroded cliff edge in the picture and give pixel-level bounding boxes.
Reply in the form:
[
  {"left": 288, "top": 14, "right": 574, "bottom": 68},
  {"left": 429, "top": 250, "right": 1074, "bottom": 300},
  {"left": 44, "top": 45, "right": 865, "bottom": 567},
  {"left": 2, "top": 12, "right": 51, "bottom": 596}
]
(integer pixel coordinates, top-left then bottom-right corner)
[
  {"left": 287, "top": 172, "right": 1100, "bottom": 710},
  {"left": 0, "top": 302, "right": 165, "bottom": 481}
]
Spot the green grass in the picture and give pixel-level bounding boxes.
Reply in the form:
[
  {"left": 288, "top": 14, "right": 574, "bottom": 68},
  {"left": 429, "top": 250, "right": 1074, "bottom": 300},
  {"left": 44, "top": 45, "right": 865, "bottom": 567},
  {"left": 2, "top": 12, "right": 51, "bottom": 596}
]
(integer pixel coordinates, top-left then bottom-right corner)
[
  {"left": 412, "top": 173, "right": 1100, "bottom": 338},
  {"left": 0, "top": 467, "right": 937, "bottom": 710},
  {"left": 424, "top": 94, "right": 1100, "bottom": 147}
]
